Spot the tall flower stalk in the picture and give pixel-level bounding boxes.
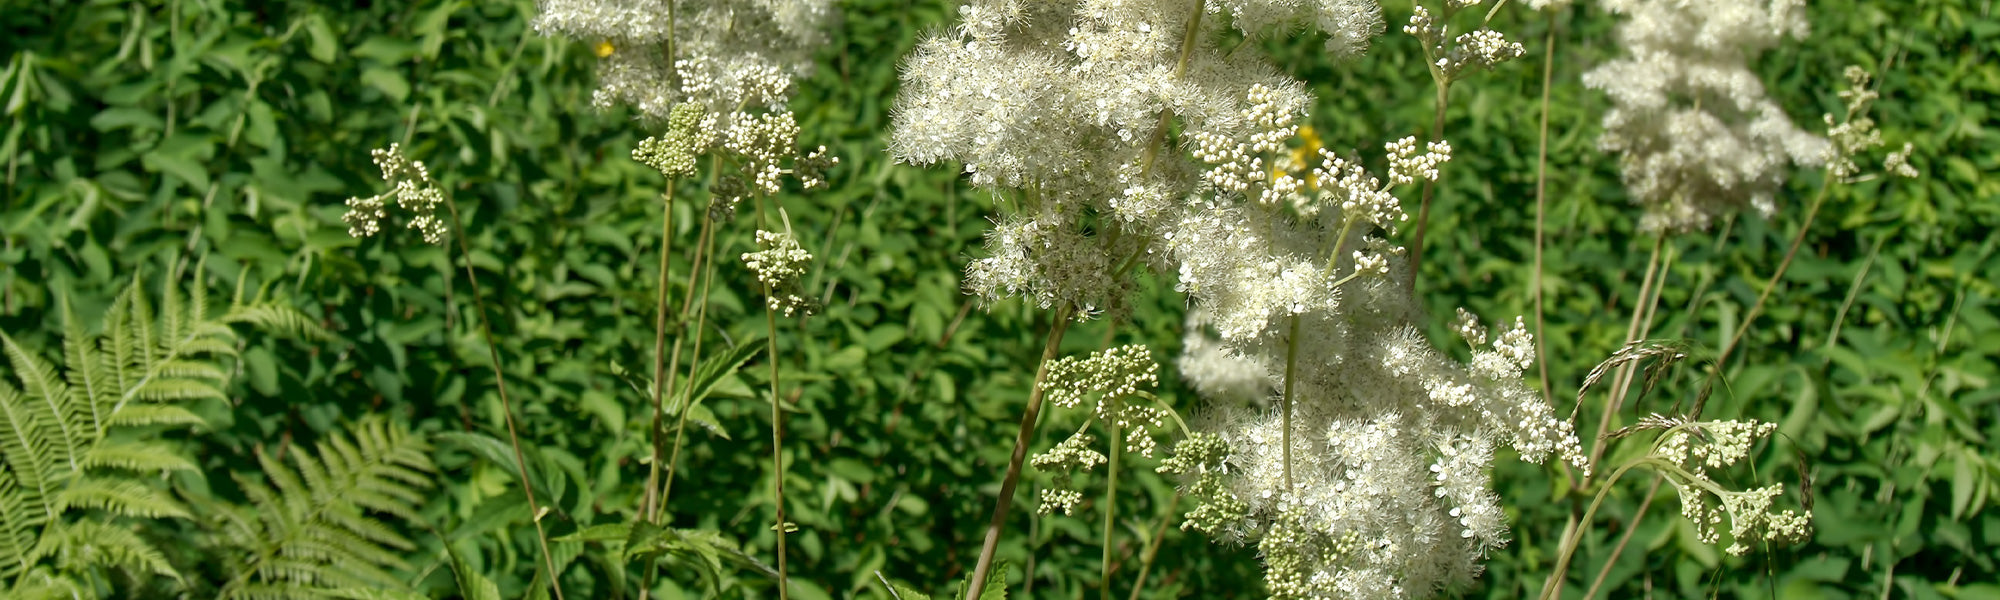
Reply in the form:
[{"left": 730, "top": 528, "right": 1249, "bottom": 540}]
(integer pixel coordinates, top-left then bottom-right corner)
[{"left": 342, "top": 145, "right": 568, "bottom": 600}]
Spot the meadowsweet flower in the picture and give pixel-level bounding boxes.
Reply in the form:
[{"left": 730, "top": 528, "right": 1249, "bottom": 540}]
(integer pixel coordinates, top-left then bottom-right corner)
[
  {"left": 633, "top": 103, "right": 718, "bottom": 179},
  {"left": 892, "top": 0, "right": 1382, "bottom": 317},
  {"left": 1625, "top": 417, "right": 1813, "bottom": 556},
  {"left": 742, "top": 229, "right": 815, "bottom": 316},
  {"left": 534, "top": 0, "right": 835, "bottom": 120},
  {"left": 1034, "top": 345, "right": 1166, "bottom": 511},
  {"left": 1585, "top": 0, "right": 1829, "bottom": 233},
  {"left": 343, "top": 144, "right": 449, "bottom": 245},
  {"left": 1823, "top": 66, "right": 1920, "bottom": 181}
]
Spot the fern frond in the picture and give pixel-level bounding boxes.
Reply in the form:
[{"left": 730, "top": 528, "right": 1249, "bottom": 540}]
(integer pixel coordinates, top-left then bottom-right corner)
[
  {"left": 0, "top": 381, "right": 58, "bottom": 536},
  {"left": 79, "top": 440, "right": 199, "bottom": 474},
  {"left": 0, "top": 469, "right": 42, "bottom": 581},
  {"left": 7, "top": 567, "right": 89, "bottom": 600},
  {"left": 0, "top": 262, "right": 321, "bottom": 590},
  {"left": 60, "top": 299, "right": 114, "bottom": 440},
  {"left": 216, "top": 417, "right": 436, "bottom": 600},
  {"left": 32, "top": 519, "right": 181, "bottom": 583},
  {"left": 2, "top": 332, "right": 79, "bottom": 474},
  {"left": 100, "top": 404, "right": 205, "bottom": 429},
  {"left": 53, "top": 478, "right": 190, "bottom": 520},
  {"left": 224, "top": 304, "right": 332, "bottom": 343}
]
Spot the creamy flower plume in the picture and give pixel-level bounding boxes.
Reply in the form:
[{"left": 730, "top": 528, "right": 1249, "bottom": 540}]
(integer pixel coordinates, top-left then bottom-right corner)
[
  {"left": 535, "top": 0, "right": 836, "bottom": 119},
  {"left": 1584, "top": 0, "right": 1828, "bottom": 233}
]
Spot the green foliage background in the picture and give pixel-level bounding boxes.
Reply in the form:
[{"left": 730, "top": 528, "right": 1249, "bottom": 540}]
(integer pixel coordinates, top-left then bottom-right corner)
[{"left": 0, "top": 0, "right": 1994, "bottom": 598}]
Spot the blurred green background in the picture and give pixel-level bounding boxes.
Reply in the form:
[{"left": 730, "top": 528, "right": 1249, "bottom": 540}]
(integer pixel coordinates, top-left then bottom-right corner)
[{"left": 1, "top": 0, "right": 1994, "bottom": 598}]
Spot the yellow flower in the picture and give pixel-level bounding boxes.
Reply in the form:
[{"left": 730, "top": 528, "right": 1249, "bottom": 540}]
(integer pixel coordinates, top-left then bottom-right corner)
[
  {"left": 1270, "top": 125, "right": 1324, "bottom": 189},
  {"left": 594, "top": 40, "right": 616, "bottom": 58}
]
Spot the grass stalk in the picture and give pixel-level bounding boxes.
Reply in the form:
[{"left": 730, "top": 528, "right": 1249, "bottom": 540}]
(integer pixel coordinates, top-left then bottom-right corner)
[
  {"left": 1532, "top": 11, "right": 1557, "bottom": 404},
  {"left": 441, "top": 196, "right": 566, "bottom": 600},
  {"left": 1583, "top": 233, "right": 1664, "bottom": 470},
  {"left": 966, "top": 304, "right": 1077, "bottom": 600}
]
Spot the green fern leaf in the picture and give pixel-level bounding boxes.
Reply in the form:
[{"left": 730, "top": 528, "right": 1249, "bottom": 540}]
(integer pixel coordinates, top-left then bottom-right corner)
[
  {"left": 1, "top": 264, "right": 322, "bottom": 591},
  {"left": 33, "top": 519, "right": 180, "bottom": 582},
  {"left": 2, "top": 332, "right": 80, "bottom": 475},
  {"left": 52, "top": 479, "right": 189, "bottom": 520},
  {"left": 79, "top": 441, "right": 199, "bottom": 474},
  {"left": 216, "top": 417, "right": 436, "bottom": 600}
]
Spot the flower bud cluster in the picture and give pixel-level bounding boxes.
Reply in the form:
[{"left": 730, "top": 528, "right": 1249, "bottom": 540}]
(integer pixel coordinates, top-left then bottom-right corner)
[
  {"left": 1651, "top": 418, "right": 1812, "bottom": 556},
  {"left": 633, "top": 104, "right": 719, "bottom": 179},
  {"left": 342, "top": 144, "right": 449, "bottom": 245},
  {"left": 1034, "top": 345, "right": 1165, "bottom": 513},
  {"left": 1823, "top": 66, "right": 1920, "bottom": 181},
  {"left": 1404, "top": 5, "right": 1523, "bottom": 82},
  {"left": 741, "top": 230, "right": 815, "bottom": 317},
  {"left": 1031, "top": 433, "right": 1107, "bottom": 515},
  {"left": 1158, "top": 433, "right": 1249, "bottom": 534}
]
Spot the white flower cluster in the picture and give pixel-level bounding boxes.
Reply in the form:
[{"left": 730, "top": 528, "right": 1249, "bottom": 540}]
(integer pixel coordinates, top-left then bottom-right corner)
[
  {"left": 1033, "top": 345, "right": 1166, "bottom": 513},
  {"left": 741, "top": 229, "right": 815, "bottom": 316},
  {"left": 1155, "top": 114, "right": 1581, "bottom": 599},
  {"left": 342, "top": 144, "right": 449, "bottom": 245},
  {"left": 631, "top": 102, "right": 840, "bottom": 221},
  {"left": 1583, "top": 0, "right": 1830, "bottom": 233},
  {"left": 892, "top": 0, "right": 1380, "bottom": 317},
  {"left": 1648, "top": 417, "right": 1813, "bottom": 556},
  {"left": 1823, "top": 66, "right": 1919, "bottom": 181},
  {"left": 1405, "top": 5, "right": 1524, "bottom": 82},
  {"left": 534, "top": 0, "right": 835, "bottom": 120},
  {"left": 898, "top": 0, "right": 1583, "bottom": 595}
]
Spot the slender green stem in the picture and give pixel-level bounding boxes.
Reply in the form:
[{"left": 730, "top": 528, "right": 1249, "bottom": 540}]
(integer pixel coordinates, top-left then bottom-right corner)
[
  {"left": 1585, "top": 233, "right": 1665, "bottom": 471},
  {"left": 966, "top": 305, "right": 1077, "bottom": 600},
  {"left": 1583, "top": 475, "right": 1663, "bottom": 599},
  {"left": 1101, "top": 418, "right": 1122, "bottom": 600},
  {"left": 766, "top": 295, "right": 791, "bottom": 600},
  {"left": 1531, "top": 11, "right": 1556, "bottom": 405},
  {"left": 1405, "top": 77, "right": 1453, "bottom": 290},
  {"left": 1698, "top": 179, "right": 1832, "bottom": 416},
  {"left": 645, "top": 210, "right": 717, "bottom": 600},
  {"left": 1281, "top": 314, "right": 1299, "bottom": 493},
  {"left": 753, "top": 190, "right": 793, "bottom": 600},
  {"left": 1538, "top": 458, "right": 1645, "bottom": 600},
  {"left": 657, "top": 216, "right": 716, "bottom": 519},
  {"left": 642, "top": 177, "right": 678, "bottom": 522},
  {"left": 441, "top": 196, "right": 565, "bottom": 600},
  {"left": 1126, "top": 493, "right": 1182, "bottom": 600}
]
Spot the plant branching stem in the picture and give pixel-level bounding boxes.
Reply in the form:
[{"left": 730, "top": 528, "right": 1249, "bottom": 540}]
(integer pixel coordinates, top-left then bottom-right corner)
[
  {"left": 759, "top": 193, "right": 793, "bottom": 600},
  {"left": 1532, "top": 12, "right": 1556, "bottom": 405},
  {"left": 1583, "top": 475, "right": 1663, "bottom": 599},
  {"left": 1565, "top": 180, "right": 1832, "bottom": 598},
  {"left": 1586, "top": 233, "right": 1666, "bottom": 471},
  {"left": 657, "top": 216, "right": 716, "bottom": 518},
  {"left": 1538, "top": 458, "right": 1644, "bottom": 600},
  {"left": 642, "top": 178, "right": 678, "bottom": 522},
  {"left": 1281, "top": 314, "right": 1299, "bottom": 492},
  {"left": 442, "top": 197, "right": 566, "bottom": 600},
  {"left": 1406, "top": 78, "right": 1453, "bottom": 289},
  {"left": 1101, "top": 418, "right": 1122, "bottom": 600},
  {"left": 966, "top": 305, "right": 1076, "bottom": 600}
]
